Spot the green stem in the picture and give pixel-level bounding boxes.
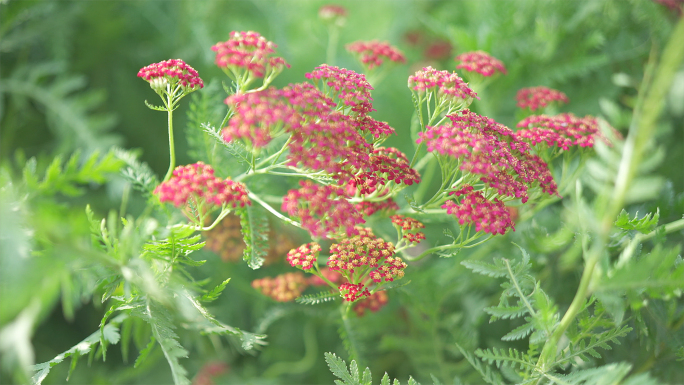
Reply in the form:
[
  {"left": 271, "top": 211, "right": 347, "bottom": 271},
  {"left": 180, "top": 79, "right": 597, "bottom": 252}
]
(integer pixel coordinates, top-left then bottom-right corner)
[
  {"left": 326, "top": 25, "right": 340, "bottom": 66},
  {"left": 248, "top": 192, "right": 301, "bottom": 229},
  {"left": 163, "top": 98, "right": 176, "bottom": 182}
]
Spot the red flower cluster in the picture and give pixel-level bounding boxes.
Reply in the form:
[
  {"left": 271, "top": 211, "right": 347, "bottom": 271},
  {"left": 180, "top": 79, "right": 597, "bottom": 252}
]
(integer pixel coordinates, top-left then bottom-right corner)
[
  {"left": 282, "top": 180, "right": 365, "bottom": 239},
  {"left": 442, "top": 186, "right": 514, "bottom": 235},
  {"left": 251, "top": 272, "right": 309, "bottom": 302},
  {"left": 418, "top": 109, "right": 558, "bottom": 203},
  {"left": 515, "top": 113, "right": 601, "bottom": 150},
  {"left": 339, "top": 282, "right": 371, "bottom": 302},
  {"left": 354, "top": 291, "right": 389, "bottom": 316},
  {"left": 408, "top": 66, "right": 479, "bottom": 106},
  {"left": 137, "top": 59, "right": 204, "bottom": 92},
  {"left": 346, "top": 40, "right": 407, "bottom": 70},
  {"left": 455, "top": 51, "right": 507, "bottom": 77},
  {"left": 516, "top": 86, "right": 569, "bottom": 111},
  {"left": 391, "top": 214, "right": 426, "bottom": 244},
  {"left": 305, "top": 65, "right": 375, "bottom": 115},
  {"left": 212, "top": 31, "right": 289, "bottom": 79},
  {"left": 286, "top": 242, "right": 321, "bottom": 270},
  {"left": 154, "top": 162, "right": 250, "bottom": 209},
  {"left": 355, "top": 199, "right": 399, "bottom": 217},
  {"left": 328, "top": 228, "right": 406, "bottom": 284}
]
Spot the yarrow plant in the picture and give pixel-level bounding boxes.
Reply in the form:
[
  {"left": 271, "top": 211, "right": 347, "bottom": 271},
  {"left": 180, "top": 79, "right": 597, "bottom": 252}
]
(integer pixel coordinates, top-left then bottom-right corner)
[{"left": 17, "top": 7, "right": 684, "bottom": 385}]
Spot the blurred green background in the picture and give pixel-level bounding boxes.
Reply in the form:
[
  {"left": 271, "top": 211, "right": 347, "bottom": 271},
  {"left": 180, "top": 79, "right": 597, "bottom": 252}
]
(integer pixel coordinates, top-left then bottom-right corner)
[{"left": 1, "top": 0, "right": 683, "bottom": 384}]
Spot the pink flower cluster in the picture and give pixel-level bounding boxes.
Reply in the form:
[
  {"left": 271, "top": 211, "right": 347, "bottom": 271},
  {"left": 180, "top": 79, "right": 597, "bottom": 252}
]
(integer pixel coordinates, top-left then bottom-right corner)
[
  {"left": 282, "top": 180, "right": 365, "bottom": 239},
  {"left": 408, "top": 66, "right": 479, "bottom": 105},
  {"left": 346, "top": 40, "right": 407, "bottom": 70},
  {"left": 418, "top": 109, "right": 558, "bottom": 203},
  {"left": 339, "top": 282, "right": 370, "bottom": 302},
  {"left": 353, "top": 291, "right": 389, "bottom": 316},
  {"left": 154, "top": 162, "right": 250, "bottom": 209},
  {"left": 328, "top": 228, "right": 406, "bottom": 284},
  {"left": 305, "top": 65, "right": 375, "bottom": 115},
  {"left": 286, "top": 242, "right": 321, "bottom": 270},
  {"left": 355, "top": 199, "right": 399, "bottom": 217},
  {"left": 455, "top": 51, "right": 507, "bottom": 77},
  {"left": 137, "top": 59, "right": 204, "bottom": 91},
  {"left": 515, "top": 113, "right": 601, "bottom": 150},
  {"left": 252, "top": 272, "right": 308, "bottom": 302},
  {"left": 442, "top": 186, "right": 514, "bottom": 235},
  {"left": 391, "top": 214, "right": 426, "bottom": 244},
  {"left": 516, "top": 86, "right": 569, "bottom": 111},
  {"left": 212, "top": 31, "right": 289, "bottom": 78}
]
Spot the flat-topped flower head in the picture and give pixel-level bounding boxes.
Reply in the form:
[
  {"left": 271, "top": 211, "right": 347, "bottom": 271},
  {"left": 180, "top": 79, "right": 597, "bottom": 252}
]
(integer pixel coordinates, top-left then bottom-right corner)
[
  {"left": 318, "top": 4, "right": 347, "bottom": 26},
  {"left": 282, "top": 180, "right": 364, "bottom": 239},
  {"left": 346, "top": 40, "right": 406, "bottom": 71},
  {"left": 418, "top": 109, "right": 558, "bottom": 201},
  {"left": 287, "top": 112, "right": 371, "bottom": 184},
  {"left": 516, "top": 113, "right": 601, "bottom": 150},
  {"left": 408, "top": 66, "right": 478, "bottom": 108},
  {"left": 516, "top": 86, "right": 569, "bottom": 111},
  {"left": 306, "top": 65, "right": 374, "bottom": 114},
  {"left": 212, "top": 31, "right": 289, "bottom": 86},
  {"left": 223, "top": 83, "right": 336, "bottom": 148},
  {"left": 442, "top": 185, "right": 514, "bottom": 235},
  {"left": 138, "top": 59, "right": 204, "bottom": 94},
  {"left": 355, "top": 199, "right": 399, "bottom": 217},
  {"left": 223, "top": 88, "right": 295, "bottom": 147},
  {"left": 252, "top": 272, "right": 309, "bottom": 302},
  {"left": 369, "top": 147, "right": 421, "bottom": 186},
  {"left": 455, "top": 51, "right": 507, "bottom": 77},
  {"left": 286, "top": 242, "right": 321, "bottom": 270},
  {"left": 328, "top": 228, "right": 406, "bottom": 284},
  {"left": 154, "top": 162, "right": 250, "bottom": 209},
  {"left": 339, "top": 282, "right": 370, "bottom": 302}
]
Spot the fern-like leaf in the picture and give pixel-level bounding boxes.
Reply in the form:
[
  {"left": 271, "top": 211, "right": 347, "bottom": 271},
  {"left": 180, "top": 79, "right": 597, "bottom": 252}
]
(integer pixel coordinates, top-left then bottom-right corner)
[
  {"left": 455, "top": 343, "right": 504, "bottom": 385},
  {"left": 199, "top": 278, "right": 231, "bottom": 302},
  {"left": 296, "top": 291, "right": 339, "bottom": 305},
  {"left": 22, "top": 149, "right": 123, "bottom": 197},
  {"left": 31, "top": 314, "right": 127, "bottom": 385},
  {"left": 614, "top": 209, "right": 659, "bottom": 234},
  {"left": 475, "top": 347, "right": 536, "bottom": 371},
  {"left": 115, "top": 148, "right": 158, "bottom": 197},
  {"left": 555, "top": 325, "right": 632, "bottom": 366}
]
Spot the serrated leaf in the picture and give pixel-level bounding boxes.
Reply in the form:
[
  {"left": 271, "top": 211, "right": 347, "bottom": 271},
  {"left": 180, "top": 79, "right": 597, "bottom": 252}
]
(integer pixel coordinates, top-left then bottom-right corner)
[
  {"left": 134, "top": 336, "right": 156, "bottom": 369},
  {"left": 200, "top": 279, "right": 231, "bottom": 302},
  {"left": 296, "top": 291, "right": 339, "bottom": 305},
  {"left": 461, "top": 259, "right": 509, "bottom": 278},
  {"left": 325, "top": 352, "right": 356, "bottom": 384},
  {"left": 501, "top": 321, "right": 535, "bottom": 341},
  {"left": 614, "top": 209, "right": 659, "bottom": 234}
]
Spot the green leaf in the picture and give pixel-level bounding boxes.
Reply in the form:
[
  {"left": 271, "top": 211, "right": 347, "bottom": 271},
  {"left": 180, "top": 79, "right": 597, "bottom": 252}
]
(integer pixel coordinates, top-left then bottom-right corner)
[
  {"left": 115, "top": 148, "right": 158, "bottom": 197},
  {"left": 237, "top": 205, "right": 268, "bottom": 269},
  {"left": 461, "top": 259, "right": 509, "bottom": 278},
  {"left": 325, "top": 352, "right": 356, "bottom": 385},
  {"left": 199, "top": 279, "right": 231, "bottom": 302},
  {"left": 296, "top": 291, "right": 339, "bottom": 305},
  {"left": 475, "top": 347, "right": 536, "bottom": 371},
  {"left": 134, "top": 336, "right": 156, "bottom": 369},
  {"left": 614, "top": 209, "right": 659, "bottom": 234},
  {"left": 501, "top": 320, "right": 535, "bottom": 341},
  {"left": 454, "top": 343, "right": 504, "bottom": 385},
  {"left": 30, "top": 314, "right": 128, "bottom": 385}
]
